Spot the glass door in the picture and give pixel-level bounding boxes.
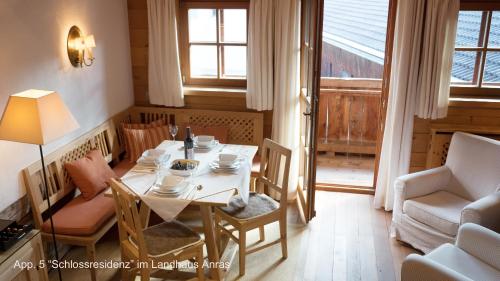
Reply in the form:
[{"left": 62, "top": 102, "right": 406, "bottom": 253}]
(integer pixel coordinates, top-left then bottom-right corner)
[{"left": 297, "top": 0, "right": 324, "bottom": 222}]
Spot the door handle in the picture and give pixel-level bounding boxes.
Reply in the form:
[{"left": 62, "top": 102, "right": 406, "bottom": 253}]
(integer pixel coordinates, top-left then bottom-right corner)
[{"left": 303, "top": 112, "right": 311, "bottom": 116}]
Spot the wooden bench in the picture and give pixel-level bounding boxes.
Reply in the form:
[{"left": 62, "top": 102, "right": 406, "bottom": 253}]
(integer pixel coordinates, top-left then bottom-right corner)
[{"left": 22, "top": 119, "right": 125, "bottom": 281}]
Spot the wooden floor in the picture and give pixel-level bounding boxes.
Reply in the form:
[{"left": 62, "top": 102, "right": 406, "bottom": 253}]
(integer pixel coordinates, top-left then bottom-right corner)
[
  {"left": 49, "top": 192, "right": 418, "bottom": 281},
  {"left": 316, "top": 154, "right": 375, "bottom": 187}
]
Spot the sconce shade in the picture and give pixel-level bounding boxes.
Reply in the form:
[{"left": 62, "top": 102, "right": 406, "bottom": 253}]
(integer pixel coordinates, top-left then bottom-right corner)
[
  {"left": 85, "top": 35, "right": 96, "bottom": 48},
  {"left": 0, "top": 90, "right": 79, "bottom": 145}
]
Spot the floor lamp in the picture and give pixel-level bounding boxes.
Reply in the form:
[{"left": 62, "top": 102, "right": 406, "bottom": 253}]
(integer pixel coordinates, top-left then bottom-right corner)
[{"left": 0, "top": 89, "right": 79, "bottom": 281}]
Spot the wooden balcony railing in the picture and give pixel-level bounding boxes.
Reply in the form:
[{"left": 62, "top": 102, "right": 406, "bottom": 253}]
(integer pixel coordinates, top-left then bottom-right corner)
[{"left": 318, "top": 78, "right": 381, "bottom": 155}]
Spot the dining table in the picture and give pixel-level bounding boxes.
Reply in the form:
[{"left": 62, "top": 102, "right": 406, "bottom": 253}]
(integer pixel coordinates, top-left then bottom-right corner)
[{"left": 106, "top": 140, "right": 258, "bottom": 280}]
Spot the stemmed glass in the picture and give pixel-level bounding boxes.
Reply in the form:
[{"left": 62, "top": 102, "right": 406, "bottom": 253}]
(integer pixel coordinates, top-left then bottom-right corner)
[{"left": 169, "top": 124, "right": 178, "bottom": 141}]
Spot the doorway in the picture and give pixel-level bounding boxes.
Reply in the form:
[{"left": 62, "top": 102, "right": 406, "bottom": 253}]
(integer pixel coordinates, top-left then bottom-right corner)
[{"left": 315, "top": 0, "right": 394, "bottom": 191}]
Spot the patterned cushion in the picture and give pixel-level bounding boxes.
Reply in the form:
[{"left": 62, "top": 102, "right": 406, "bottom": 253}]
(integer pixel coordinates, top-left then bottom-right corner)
[
  {"left": 143, "top": 221, "right": 201, "bottom": 256},
  {"left": 122, "top": 119, "right": 166, "bottom": 157},
  {"left": 218, "top": 192, "right": 279, "bottom": 220},
  {"left": 123, "top": 125, "right": 169, "bottom": 162}
]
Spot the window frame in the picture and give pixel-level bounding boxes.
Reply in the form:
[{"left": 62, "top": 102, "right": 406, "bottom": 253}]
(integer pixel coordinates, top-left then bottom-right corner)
[
  {"left": 179, "top": 0, "right": 249, "bottom": 88},
  {"left": 451, "top": 1, "right": 500, "bottom": 97}
]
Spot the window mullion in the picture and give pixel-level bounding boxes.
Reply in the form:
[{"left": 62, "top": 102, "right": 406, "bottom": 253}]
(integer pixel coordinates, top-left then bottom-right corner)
[
  {"left": 478, "top": 11, "right": 493, "bottom": 87},
  {"left": 216, "top": 9, "right": 221, "bottom": 80}
]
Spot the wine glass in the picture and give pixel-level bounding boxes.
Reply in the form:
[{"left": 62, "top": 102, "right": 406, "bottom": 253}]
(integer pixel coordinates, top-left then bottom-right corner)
[{"left": 169, "top": 124, "right": 178, "bottom": 141}]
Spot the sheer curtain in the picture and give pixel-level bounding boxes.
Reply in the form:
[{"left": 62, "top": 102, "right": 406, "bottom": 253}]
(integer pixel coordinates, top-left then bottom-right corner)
[
  {"left": 272, "top": 0, "right": 301, "bottom": 200},
  {"left": 374, "top": 0, "right": 459, "bottom": 210},
  {"left": 147, "top": 0, "right": 184, "bottom": 107},
  {"left": 247, "top": 0, "right": 274, "bottom": 111}
]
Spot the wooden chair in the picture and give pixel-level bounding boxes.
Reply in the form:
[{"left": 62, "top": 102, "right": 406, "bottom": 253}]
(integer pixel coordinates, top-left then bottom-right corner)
[
  {"left": 214, "top": 138, "right": 292, "bottom": 276},
  {"left": 109, "top": 179, "right": 205, "bottom": 281}
]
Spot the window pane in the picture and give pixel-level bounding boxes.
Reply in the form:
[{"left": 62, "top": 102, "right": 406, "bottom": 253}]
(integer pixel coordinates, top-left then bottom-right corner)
[
  {"left": 455, "top": 11, "right": 483, "bottom": 47},
  {"left": 321, "top": 0, "right": 389, "bottom": 78},
  {"left": 451, "top": 51, "right": 479, "bottom": 84},
  {"left": 190, "top": 45, "right": 217, "bottom": 77},
  {"left": 483, "top": 52, "right": 500, "bottom": 84},
  {"left": 488, "top": 11, "right": 500, "bottom": 47},
  {"left": 188, "top": 9, "right": 216, "bottom": 43},
  {"left": 221, "top": 9, "right": 247, "bottom": 43},
  {"left": 222, "top": 46, "right": 247, "bottom": 77}
]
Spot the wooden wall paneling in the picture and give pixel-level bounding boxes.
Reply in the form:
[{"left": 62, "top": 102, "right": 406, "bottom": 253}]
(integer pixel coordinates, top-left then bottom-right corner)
[{"left": 409, "top": 104, "right": 500, "bottom": 172}]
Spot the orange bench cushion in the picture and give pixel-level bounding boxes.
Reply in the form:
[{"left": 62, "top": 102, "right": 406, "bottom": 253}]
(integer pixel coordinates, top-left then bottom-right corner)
[
  {"left": 41, "top": 191, "right": 115, "bottom": 236},
  {"left": 112, "top": 160, "right": 135, "bottom": 178}
]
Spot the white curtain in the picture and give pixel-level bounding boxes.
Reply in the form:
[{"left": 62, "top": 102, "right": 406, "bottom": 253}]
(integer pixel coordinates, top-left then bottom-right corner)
[
  {"left": 272, "top": 0, "right": 301, "bottom": 200},
  {"left": 374, "top": 0, "right": 459, "bottom": 210},
  {"left": 247, "top": 0, "right": 274, "bottom": 111},
  {"left": 147, "top": 0, "right": 184, "bottom": 107}
]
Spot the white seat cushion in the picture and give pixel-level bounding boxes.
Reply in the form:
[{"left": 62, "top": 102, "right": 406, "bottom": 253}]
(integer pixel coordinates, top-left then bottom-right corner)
[
  {"left": 403, "top": 191, "right": 471, "bottom": 236},
  {"left": 427, "top": 244, "right": 500, "bottom": 281}
]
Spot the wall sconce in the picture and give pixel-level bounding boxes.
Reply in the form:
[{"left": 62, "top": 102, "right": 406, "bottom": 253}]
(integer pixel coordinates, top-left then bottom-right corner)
[{"left": 67, "top": 26, "right": 96, "bottom": 67}]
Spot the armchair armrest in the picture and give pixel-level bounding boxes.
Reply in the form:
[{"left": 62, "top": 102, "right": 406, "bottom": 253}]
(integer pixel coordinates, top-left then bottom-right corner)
[
  {"left": 461, "top": 193, "right": 500, "bottom": 233},
  {"left": 456, "top": 223, "right": 500, "bottom": 270},
  {"left": 395, "top": 166, "right": 452, "bottom": 200},
  {"left": 393, "top": 166, "right": 451, "bottom": 219},
  {"left": 401, "top": 254, "right": 472, "bottom": 281}
]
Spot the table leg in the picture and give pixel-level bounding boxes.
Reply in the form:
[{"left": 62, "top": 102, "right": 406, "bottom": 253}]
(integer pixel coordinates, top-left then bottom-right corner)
[
  {"left": 139, "top": 202, "right": 151, "bottom": 228},
  {"left": 200, "top": 205, "right": 222, "bottom": 280}
]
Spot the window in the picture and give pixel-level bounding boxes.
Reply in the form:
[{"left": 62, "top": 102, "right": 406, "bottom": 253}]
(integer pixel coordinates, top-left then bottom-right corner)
[
  {"left": 179, "top": 1, "right": 248, "bottom": 87},
  {"left": 451, "top": 8, "right": 500, "bottom": 96}
]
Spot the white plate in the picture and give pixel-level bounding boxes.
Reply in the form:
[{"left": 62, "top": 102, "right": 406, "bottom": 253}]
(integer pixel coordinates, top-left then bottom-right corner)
[{"left": 210, "top": 160, "right": 240, "bottom": 169}]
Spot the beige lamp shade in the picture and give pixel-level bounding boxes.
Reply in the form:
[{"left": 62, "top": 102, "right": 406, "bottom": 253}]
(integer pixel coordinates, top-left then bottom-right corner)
[{"left": 0, "top": 89, "right": 79, "bottom": 145}]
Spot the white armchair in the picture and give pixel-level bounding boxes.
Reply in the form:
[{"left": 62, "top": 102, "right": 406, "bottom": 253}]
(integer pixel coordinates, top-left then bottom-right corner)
[
  {"left": 401, "top": 223, "right": 500, "bottom": 281},
  {"left": 392, "top": 132, "right": 500, "bottom": 253}
]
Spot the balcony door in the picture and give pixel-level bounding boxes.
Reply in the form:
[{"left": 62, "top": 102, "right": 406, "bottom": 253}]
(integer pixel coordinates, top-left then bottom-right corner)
[{"left": 297, "top": 0, "right": 324, "bottom": 223}]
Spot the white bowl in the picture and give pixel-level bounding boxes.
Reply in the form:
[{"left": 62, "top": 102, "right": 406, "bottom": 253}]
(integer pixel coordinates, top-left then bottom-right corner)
[
  {"left": 196, "top": 135, "right": 215, "bottom": 147},
  {"left": 218, "top": 153, "right": 238, "bottom": 167},
  {"left": 142, "top": 149, "right": 166, "bottom": 160},
  {"left": 160, "top": 175, "right": 185, "bottom": 188}
]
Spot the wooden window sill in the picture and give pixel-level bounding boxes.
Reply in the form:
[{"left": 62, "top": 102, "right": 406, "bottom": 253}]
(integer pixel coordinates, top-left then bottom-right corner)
[
  {"left": 183, "top": 86, "right": 246, "bottom": 98},
  {"left": 449, "top": 97, "right": 500, "bottom": 109}
]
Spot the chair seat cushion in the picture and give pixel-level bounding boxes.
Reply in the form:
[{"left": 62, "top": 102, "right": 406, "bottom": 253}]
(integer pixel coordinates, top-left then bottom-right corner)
[
  {"left": 218, "top": 192, "right": 279, "bottom": 220},
  {"left": 42, "top": 191, "right": 115, "bottom": 236},
  {"left": 427, "top": 243, "right": 500, "bottom": 281},
  {"left": 403, "top": 191, "right": 471, "bottom": 236},
  {"left": 112, "top": 160, "right": 135, "bottom": 178},
  {"left": 143, "top": 221, "right": 201, "bottom": 256}
]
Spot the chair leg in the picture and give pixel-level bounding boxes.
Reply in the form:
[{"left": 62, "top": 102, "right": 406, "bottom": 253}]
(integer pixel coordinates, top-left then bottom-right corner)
[
  {"left": 140, "top": 267, "right": 151, "bottom": 281},
  {"left": 86, "top": 244, "right": 97, "bottom": 281},
  {"left": 238, "top": 230, "right": 246, "bottom": 276},
  {"left": 214, "top": 213, "right": 222, "bottom": 252},
  {"left": 279, "top": 217, "right": 288, "bottom": 259},
  {"left": 258, "top": 225, "right": 265, "bottom": 242},
  {"left": 196, "top": 245, "right": 205, "bottom": 281}
]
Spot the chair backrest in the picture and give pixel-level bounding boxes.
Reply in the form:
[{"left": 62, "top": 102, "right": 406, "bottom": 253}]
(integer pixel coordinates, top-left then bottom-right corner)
[
  {"left": 257, "top": 139, "right": 292, "bottom": 207},
  {"left": 109, "top": 179, "right": 147, "bottom": 261},
  {"left": 23, "top": 120, "right": 118, "bottom": 229},
  {"left": 445, "top": 132, "right": 500, "bottom": 201}
]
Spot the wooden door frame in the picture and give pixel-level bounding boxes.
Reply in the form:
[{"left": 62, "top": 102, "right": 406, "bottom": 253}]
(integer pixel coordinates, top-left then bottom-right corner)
[{"left": 373, "top": 0, "right": 398, "bottom": 188}]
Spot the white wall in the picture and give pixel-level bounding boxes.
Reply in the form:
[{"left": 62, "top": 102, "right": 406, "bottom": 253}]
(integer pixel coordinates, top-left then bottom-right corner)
[{"left": 0, "top": 0, "right": 134, "bottom": 211}]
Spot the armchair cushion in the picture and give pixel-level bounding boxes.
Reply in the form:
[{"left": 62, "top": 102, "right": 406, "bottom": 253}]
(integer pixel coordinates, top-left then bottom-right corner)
[
  {"left": 403, "top": 191, "right": 471, "bottom": 236},
  {"left": 425, "top": 243, "right": 499, "bottom": 281},
  {"left": 461, "top": 193, "right": 500, "bottom": 233}
]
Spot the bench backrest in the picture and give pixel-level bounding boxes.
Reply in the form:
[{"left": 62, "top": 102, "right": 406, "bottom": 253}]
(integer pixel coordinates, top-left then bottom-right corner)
[
  {"left": 129, "top": 107, "right": 264, "bottom": 147},
  {"left": 23, "top": 120, "right": 120, "bottom": 229}
]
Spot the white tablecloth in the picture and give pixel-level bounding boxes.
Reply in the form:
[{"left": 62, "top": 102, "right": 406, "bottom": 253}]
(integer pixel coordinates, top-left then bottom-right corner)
[{"left": 121, "top": 141, "right": 258, "bottom": 221}]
